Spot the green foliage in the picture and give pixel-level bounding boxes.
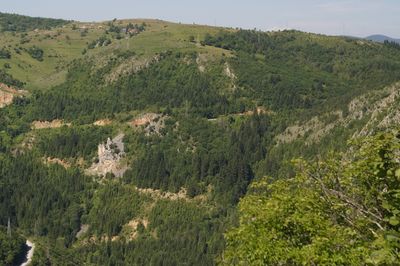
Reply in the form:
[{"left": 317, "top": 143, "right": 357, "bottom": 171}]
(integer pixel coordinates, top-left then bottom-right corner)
[
  {"left": 125, "top": 113, "right": 268, "bottom": 204},
  {"left": 384, "top": 40, "right": 400, "bottom": 50},
  {"left": 80, "top": 28, "right": 88, "bottom": 37},
  {"left": 106, "top": 21, "right": 146, "bottom": 36},
  {"left": 0, "top": 109, "right": 268, "bottom": 264},
  {"left": 0, "top": 96, "right": 31, "bottom": 143},
  {"left": 0, "top": 69, "right": 24, "bottom": 87},
  {"left": 28, "top": 52, "right": 235, "bottom": 121},
  {"left": 26, "top": 46, "right": 44, "bottom": 61},
  {"left": 0, "top": 227, "right": 26, "bottom": 265},
  {"left": 86, "top": 183, "right": 145, "bottom": 236},
  {"left": 224, "top": 130, "right": 400, "bottom": 264},
  {"left": 36, "top": 125, "right": 113, "bottom": 161},
  {"left": 22, "top": 30, "right": 400, "bottom": 123},
  {"left": 115, "top": 52, "right": 230, "bottom": 118},
  {"left": 0, "top": 47, "right": 11, "bottom": 59},
  {"left": 0, "top": 12, "right": 69, "bottom": 32},
  {"left": 2, "top": 13, "right": 400, "bottom": 265},
  {"left": 87, "top": 36, "right": 111, "bottom": 49},
  {"left": 107, "top": 22, "right": 122, "bottom": 34},
  {"left": 125, "top": 22, "right": 146, "bottom": 36},
  {"left": 70, "top": 199, "right": 230, "bottom": 266},
  {"left": 0, "top": 153, "right": 93, "bottom": 247},
  {"left": 205, "top": 30, "right": 400, "bottom": 113},
  {"left": 143, "top": 200, "right": 227, "bottom": 264}
]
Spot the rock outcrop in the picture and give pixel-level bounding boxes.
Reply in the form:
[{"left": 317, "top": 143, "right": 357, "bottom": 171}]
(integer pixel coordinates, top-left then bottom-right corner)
[
  {"left": 135, "top": 187, "right": 188, "bottom": 201},
  {"left": 129, "top": 113, "right": 166, "bottom": 136},
  {"left": 93, "top": 119, "right": 112, "bottom": 126},
  {"left": 275, "top": 82, "right": 400, "bottom": 145},
  {"left": 45, "top": 157, "right": 71, "bottom": 169},
  {"left": 76, "top": 224, "right": 90, "bottom": 239},
  {"left": 86, "top": 133, "right": 128, "bottom": 177},
  {"left": 122, "top": 218, "right": 149, "bottom": 241},
  {"left": 0, "top": 83, "right": 27, "bottom": 108},
  {"left": 31, "top": 120, "right": 71, "bottom": 129},
  {"left": 0, "top": 89, "right": 14, "bottom": 108},
  {"left": 105, "top": 54, "right": 161, "bottom": 83}
]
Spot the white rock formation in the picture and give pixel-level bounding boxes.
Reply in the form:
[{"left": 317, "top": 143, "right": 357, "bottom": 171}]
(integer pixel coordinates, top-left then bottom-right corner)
[{"left": 86, "top": 133, "right": 128, "bottom": 177}]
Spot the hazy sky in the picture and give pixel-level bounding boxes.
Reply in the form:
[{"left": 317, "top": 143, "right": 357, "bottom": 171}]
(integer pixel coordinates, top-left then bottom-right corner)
[{"left": 1, "top": 0, "right": 399, "bottom": 37}]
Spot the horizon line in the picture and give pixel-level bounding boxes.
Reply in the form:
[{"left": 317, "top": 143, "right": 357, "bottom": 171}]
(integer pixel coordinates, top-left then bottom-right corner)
[{"left": 1, "top": 10, "right": 398, "bottom": 40}]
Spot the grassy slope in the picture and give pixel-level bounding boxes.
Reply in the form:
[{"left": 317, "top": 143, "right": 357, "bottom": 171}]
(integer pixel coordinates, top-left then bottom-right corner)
[{"left": 0, "top": 19, "right": 229, "bottom": 91}]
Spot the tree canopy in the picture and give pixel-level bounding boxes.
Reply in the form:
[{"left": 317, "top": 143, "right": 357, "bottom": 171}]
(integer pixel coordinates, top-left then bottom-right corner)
[{"left": 224, "top": 130, "right": 400, "bottom": 265}]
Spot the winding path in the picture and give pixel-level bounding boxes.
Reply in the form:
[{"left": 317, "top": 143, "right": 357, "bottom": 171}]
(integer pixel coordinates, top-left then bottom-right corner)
[{"left": 20, "top": 240, "right": 35, "bottom": 266}]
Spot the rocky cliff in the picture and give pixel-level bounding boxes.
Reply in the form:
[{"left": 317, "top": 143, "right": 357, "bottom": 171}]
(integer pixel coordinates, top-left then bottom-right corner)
[{"left": 86, "top": 133, "right": 128, "bottom": 177}]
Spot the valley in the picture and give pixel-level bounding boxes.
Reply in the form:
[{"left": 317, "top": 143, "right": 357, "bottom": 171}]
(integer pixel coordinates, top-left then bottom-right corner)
[{"left": 0, "top": 11, "right": 400, "bottom": 265}]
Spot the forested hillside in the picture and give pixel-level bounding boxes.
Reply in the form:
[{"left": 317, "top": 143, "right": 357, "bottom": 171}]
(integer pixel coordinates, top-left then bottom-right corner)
[
  {"left": 0, "top": 13, "right": 400, "bottom": 265},
  {"left": 0, "top": 226, "right": 26, "bottom": 265},
  {"left": 0, "top": 12, "right": 69, "bottom": 32}
]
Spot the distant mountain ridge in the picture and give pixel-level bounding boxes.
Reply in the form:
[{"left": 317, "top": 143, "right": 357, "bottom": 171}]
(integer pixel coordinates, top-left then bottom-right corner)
[{"left": 365, "top": 34, "right": 400, "bottom": 44}]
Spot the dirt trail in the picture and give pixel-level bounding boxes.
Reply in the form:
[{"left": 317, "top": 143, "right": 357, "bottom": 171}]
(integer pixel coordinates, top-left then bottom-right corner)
[
  {"left": 31, "top": 120, "right": 71, "bottom": 129},
  {"left": 20, "top": 240, "right": 35, "bottom": 266}
]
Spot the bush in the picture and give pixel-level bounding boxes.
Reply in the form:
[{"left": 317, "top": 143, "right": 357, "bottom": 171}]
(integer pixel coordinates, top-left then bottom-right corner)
[
  {"left": 27, "top": 46, "right": 44, "bottom": 61},
  {"left": 0, "top": 69, "right": 24, "bottom": 87},
  {"left": 0, "top": 48, "right": 11, "bottom": 59}
]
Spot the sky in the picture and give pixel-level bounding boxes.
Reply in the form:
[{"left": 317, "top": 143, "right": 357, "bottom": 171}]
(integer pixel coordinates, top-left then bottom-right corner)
[{"left": 1, "top": 0, "right": 399, "bottom": 38}]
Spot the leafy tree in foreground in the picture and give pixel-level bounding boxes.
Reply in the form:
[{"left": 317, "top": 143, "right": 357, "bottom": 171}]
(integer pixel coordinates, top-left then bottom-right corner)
[{"left": 224, "top": 130, "right": 400, "bottom": 265}]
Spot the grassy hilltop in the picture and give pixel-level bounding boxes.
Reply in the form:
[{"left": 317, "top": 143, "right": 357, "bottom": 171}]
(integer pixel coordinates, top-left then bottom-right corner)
[{"left": 0, "top": 13, "right": 228, "bottom": 91}]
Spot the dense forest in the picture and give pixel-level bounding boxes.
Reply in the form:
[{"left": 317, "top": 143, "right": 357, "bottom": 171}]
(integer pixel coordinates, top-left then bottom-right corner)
[
  {"left": 36, "top": 125, "right": 113, "bottom": 161},
  {"left": 0, "top": 226, "right": 26, "bottom": 265},
  {"left": 203, "top": 30, "right": 400, "bottom": 113},
  {"left": 0, "top": 12, "right": 69, "bottom": 32},
  {"left": 28, "top": 51, "right": 236, "bottom": 122},
  {"left": 1, "top": 13, "right": 400, "bottom": 265},
  {"left": 17, "top": 30, "right": 400, "bottom": 124}
]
